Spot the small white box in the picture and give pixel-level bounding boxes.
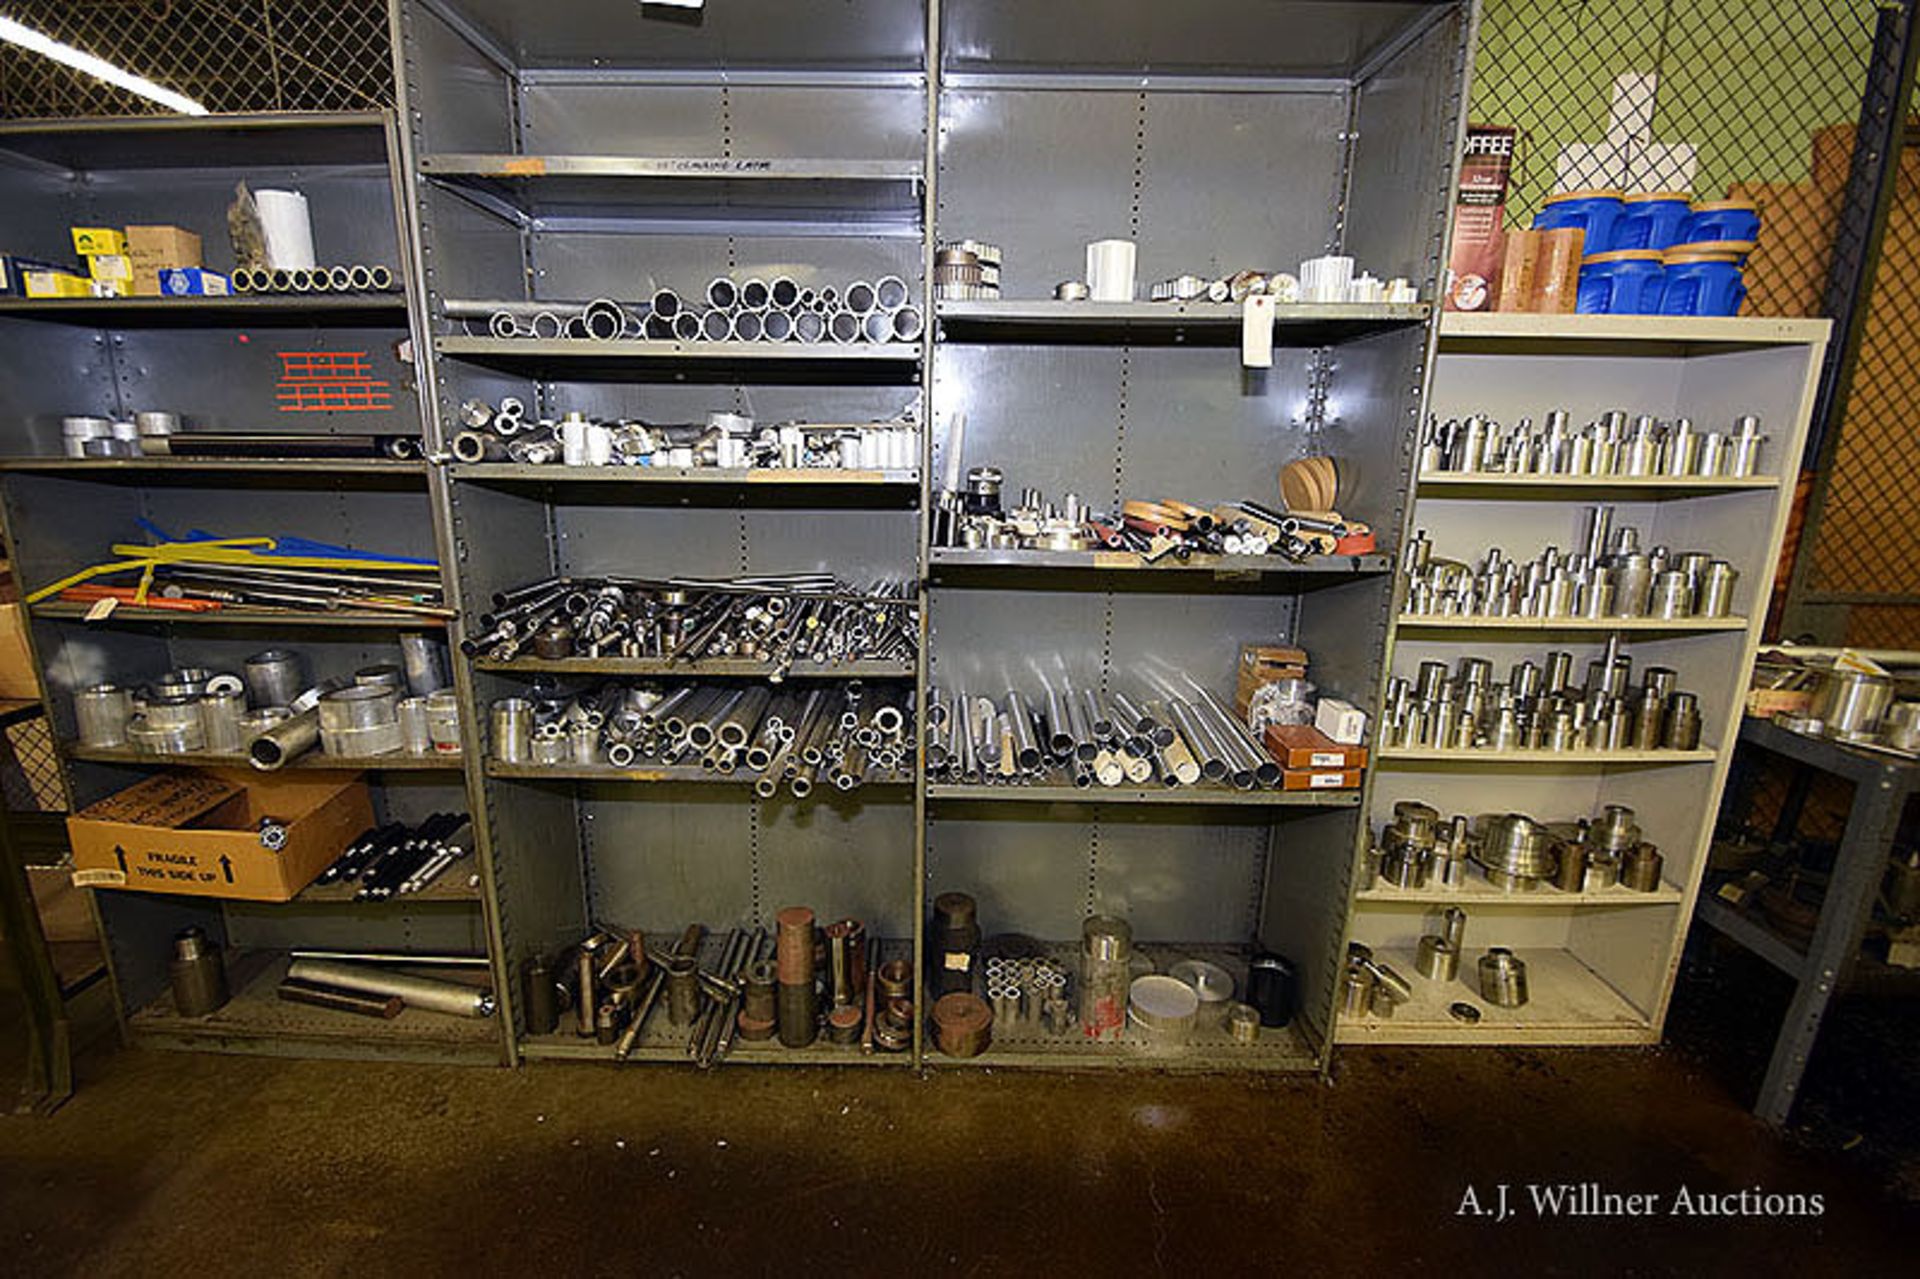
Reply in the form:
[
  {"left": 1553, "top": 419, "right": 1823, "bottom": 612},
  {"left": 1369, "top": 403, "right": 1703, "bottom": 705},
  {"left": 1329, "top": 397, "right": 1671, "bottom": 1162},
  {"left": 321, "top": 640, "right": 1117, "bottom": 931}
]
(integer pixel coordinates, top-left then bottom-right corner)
[{"left": 1315, "top": 697, "right": 1368, "bottom": 745}]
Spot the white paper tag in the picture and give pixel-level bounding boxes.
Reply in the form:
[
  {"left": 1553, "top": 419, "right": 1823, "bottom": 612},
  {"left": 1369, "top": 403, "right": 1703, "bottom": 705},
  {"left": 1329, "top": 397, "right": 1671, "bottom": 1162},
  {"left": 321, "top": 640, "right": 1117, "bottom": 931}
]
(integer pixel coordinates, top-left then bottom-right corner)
[
  {"left": 84, "top": 597, "right": 117, "bottom": 621},
  {"left": 1242, "top": 294, "right": 1275, "bottom": 368},
  {"left": 72, "top": 868, "right": 126, "bottom": 887},
  {"left": 1308, "top": 772, "right": 1344, "bottom": 789}
]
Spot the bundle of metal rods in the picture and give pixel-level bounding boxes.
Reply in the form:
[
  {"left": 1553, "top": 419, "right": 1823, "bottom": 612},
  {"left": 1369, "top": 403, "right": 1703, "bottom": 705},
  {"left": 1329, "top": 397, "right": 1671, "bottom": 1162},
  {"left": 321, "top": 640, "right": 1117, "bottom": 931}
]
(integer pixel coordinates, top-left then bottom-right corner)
[
  {"left": 1417, "top": 409, "right": 1766, "bottom": 479},
  {"left": 449, "top": 399, "right": 918, "bottom": 471},
  {"left": 1382, "top": 636, "right": 1703, "bottom": 754},
  {"left": 315, "top": 814, "right": 473, "bottom": 900},
  {"left": 465, "top": 573, "right": 916, "bottom": 670},
  {"left": 492, "top": 681, "right": 912, "bottom": 797},
  {"left": 447, "top": 272, "right": 923, "bottom": 346},
  {"left": 924, "top": 678, "right": 1282, "bottom": 790}
]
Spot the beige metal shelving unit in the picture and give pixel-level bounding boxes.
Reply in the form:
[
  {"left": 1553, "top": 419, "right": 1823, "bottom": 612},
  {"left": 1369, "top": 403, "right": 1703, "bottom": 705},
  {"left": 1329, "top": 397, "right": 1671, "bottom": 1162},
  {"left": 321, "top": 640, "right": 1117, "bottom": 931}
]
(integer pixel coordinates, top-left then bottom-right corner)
[{"left": 1337, "top": 312, "right": 1828, "bottom": 1047}]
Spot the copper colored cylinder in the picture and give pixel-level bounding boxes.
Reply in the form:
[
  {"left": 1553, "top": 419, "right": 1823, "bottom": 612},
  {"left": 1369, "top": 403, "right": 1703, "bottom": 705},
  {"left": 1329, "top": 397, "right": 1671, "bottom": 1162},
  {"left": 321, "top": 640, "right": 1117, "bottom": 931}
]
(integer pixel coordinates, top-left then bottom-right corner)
[
  {"left": 778, "top": 979, "right": 817, "bottom": 1048},
  {"left": 776, "top": 906, "right": 816, "bottom": 986}
]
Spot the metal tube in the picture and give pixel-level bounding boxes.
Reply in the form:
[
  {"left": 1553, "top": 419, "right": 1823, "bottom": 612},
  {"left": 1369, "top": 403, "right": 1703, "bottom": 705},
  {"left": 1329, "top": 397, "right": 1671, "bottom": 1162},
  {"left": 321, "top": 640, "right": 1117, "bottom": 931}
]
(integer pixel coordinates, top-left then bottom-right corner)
[
  {"left": 248, "top": 708, "right": 319, "bottom": 770},
  {"left": 284, "top": 959, "right": 494, "bottom": 1018}
]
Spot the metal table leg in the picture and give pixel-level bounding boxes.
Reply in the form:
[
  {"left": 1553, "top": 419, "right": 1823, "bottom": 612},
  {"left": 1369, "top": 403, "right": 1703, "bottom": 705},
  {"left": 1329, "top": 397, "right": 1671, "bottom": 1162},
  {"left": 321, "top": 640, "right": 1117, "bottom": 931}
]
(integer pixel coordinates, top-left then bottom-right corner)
[{"left": 1753, "top": 759, "right": 1909, "bottom": 1125}]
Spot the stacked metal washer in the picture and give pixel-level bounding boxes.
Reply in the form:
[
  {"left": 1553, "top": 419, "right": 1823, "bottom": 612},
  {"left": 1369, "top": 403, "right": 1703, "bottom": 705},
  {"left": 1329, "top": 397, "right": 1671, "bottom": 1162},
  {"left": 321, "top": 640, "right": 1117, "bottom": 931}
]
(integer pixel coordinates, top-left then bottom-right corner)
[
  {"left": 933, "top": 239, "right": 1000, "bottom": 300},
  {"left": 231, "top": 264, "right": 396, "bottom": 294},
  {"left": 70, "top": 636, "right": 460, "bottom": 767},
  {"left": 458, "top": 271, "right": 922, "bottom": 345},
  {"left": 449, "top": 400, "right": 919, "bottom": 473},
  {"left": 1382, "top": 637, "right": 1703, "bottom": 754},
  {"left": 1418, "top": 410, "right": 1767, "bottom": 478},
  {"left": 1403, "top": 507, "right": 1740, "bottom": 620}
]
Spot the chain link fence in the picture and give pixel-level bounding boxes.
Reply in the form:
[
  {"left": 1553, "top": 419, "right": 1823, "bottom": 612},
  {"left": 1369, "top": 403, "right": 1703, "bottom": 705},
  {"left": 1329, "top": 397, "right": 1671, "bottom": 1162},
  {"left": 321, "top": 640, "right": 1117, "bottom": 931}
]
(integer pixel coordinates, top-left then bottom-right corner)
[{"left": 0, "top": 0, "right": 392, "bottom": 117}]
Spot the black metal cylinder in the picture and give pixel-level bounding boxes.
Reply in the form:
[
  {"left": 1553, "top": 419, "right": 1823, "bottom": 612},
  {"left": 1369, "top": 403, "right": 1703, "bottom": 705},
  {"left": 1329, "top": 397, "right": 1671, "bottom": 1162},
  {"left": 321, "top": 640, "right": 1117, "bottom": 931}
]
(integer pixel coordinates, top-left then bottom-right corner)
[
  {"left": 929, "top": 891, "right": 980, "bottom": 997},
  {"left": 777, "top": 980, "right": 817, "bottom": 1048},
  {"left": 522, "top": 954, "right": 558, "bottom": 1035},
  {"left": 1245, "top": 951, "right": 1298, "bottom": 1028}
]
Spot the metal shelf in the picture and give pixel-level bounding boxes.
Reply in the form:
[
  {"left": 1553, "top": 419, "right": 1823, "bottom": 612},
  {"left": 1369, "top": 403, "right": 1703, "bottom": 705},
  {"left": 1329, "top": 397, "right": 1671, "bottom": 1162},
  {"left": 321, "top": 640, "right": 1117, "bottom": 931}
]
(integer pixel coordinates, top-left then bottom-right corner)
[
  {"left": 925, "top": 782, "right": 1361, "bottom": 807},
  {"left": 436, "top": 335, "right": 921, "bottom": 383},
  {"left": 1415, "top": 472, "right": 1779, "bottom": 500},
  {"left": 449, "top": 463, "right": 918, "bottom": 489},
  {"left": 67, "top": 743, "right": 463, "bottom": 772},
  {"left": 32, "top": 602, "right": 447, "bottom": 628},
  {"left": 1438, "top": 312, "right": 1834, "bottom": 354},
  {"left": 0, "top": 111, "right": 391, "bottom": 171},
  {"left": 474, "top": 656, "right": 913, "bottom": 679},
  {"left": 1394, "top": 614, "right": 1749, "bottom": 636},
  {"left": 0, "top": 296, "right": 407, "bottom": 329},
  {"left": 1, "top": 457, "right": 426, "bottom": 479},
  {"left": 935, "top": 299, "right": 1428, "bottom": 346},
  {"left": 126, "top": 950, "right": 500, "bottom": 1062},
  {"left": 1694, "top": 896, "right": 1807, "bottom": 980},
  {"left": 930, "top": 944, "right": 1316, "bottom": 1072},
  {"left": 1375, "top": 747, "right": 1717, "bottom": 767},
  {"left": 1354, "top": 876, "right": 1684, "bottom": 907},
  {"left": 929, "top": 547, "right": 1390, "bottom": 577},
  {"left": 485, "top": 760, "right": 912, "bottom": 787},
  {"left": 419, "top": 153, "right": 925, "bottom": 232},
  {"left": 1334, "top": 946, "right": 1653, "bottom": 1045}
]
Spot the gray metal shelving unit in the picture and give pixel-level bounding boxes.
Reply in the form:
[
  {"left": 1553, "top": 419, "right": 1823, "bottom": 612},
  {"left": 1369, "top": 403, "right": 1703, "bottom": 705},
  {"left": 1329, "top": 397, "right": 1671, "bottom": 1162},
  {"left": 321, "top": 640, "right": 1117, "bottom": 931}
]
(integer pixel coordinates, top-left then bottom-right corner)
[
  {"left": 0, "top": 113, "right": 505, "bottom": 1064},
  {"left": 388, "top": 0, "right": 1476, "bottom": 1070}
]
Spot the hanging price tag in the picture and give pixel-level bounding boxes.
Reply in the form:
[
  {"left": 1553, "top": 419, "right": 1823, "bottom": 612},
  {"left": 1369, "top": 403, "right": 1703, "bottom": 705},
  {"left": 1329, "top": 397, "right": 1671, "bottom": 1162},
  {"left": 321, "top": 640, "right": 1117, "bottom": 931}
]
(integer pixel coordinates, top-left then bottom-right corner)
[{"left": 1242, "top": 294, "right": 1275, "bottom": 368}]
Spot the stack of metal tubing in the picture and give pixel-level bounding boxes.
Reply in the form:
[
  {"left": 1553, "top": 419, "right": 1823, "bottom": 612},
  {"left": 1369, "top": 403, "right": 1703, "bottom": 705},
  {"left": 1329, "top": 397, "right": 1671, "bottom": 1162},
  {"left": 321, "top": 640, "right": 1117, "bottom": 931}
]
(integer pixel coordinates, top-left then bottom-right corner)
[
  {"left": 140, "top": 432, "right": 424, "bottom": 461},
  {"left": 1383, "top": 635, "right": 1703, "bottom": 754},
  {"left": 1418, "top": 409, "right": 1766, "bottom": 479},
  {"left": 465, "top": 573, "right": 916, "bottom": 670},
  {"left": 448, "top": 273, "right": 923, "bottom": 345},
  {"left": 315, "top": 814, "right": 474, "bottom": 900},
  {"left": 924, "top": 679, "right": 1283, "bottom": 790},
  {"left": 930, "top": 470, "right": 1372, "bottom": 562},
  {"left": 231, "top": 264, "right": 396, "bottom": 294},
  {"left": 450, "top": 399, "right": 918, "bottom": 471},
  {"left": 491, "top": 681, "right": 911, "bottom": 797},
  {"left": 30, "top": 535, "right": 448, "bottom": 618}
]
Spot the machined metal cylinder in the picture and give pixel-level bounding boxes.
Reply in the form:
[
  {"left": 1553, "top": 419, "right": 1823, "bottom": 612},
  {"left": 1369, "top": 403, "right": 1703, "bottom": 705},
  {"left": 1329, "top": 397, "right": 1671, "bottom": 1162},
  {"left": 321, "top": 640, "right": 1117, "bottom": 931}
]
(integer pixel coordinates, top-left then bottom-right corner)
[
  {"left": 1622, "top": 842, "right": 1665, "bottom": 892},
  {"left": 248, "top": 708, "right": 319, "bottom": 769},
  {"left": 1698, "top": 561, "right": 1739, "bottom": 617},
  {"left": 666, "top": 954, "right": 700, "bottom": 1026},
  {"left": 1415, "top": 934, "right": 1459, "bottom": 982},
  {"left": 491, "top": 698, "right": 532, "bottom": 763},
  {"left": 169, "top": 927, "right": 230, "bottom": 1017},
  {"left": 398, "top": 634, "right": 449, "bottom": 696},
  {"left": 75, "top": 683, "right": 133, "bottom": 748},
  {"left": 199, "top": 688, "right": 246, "bottom": 753},
  {"left": 243, "top": 649, "right": 309, "bottom": 710},
  {"left": 286, "top": 958, "right": 494, "bottom": 1017},
  {"left": 1477, "top": 948, "right": 1529, "bottom": 1007},
  {"left": 1664, "top": 692, "right": 1701, "bottom": 750}
]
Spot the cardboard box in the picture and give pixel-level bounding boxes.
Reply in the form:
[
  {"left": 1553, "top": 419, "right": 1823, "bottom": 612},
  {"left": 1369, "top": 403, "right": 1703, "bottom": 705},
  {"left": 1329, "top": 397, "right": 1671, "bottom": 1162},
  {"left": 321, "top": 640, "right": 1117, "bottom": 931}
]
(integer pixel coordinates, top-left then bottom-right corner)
[
  {"left": 87, "top": 253, "right": 132, "bottom": 283},
  {"left": 1263, "top": 723, "right": 1369, "bottom": 770},
  {"left": 71, "top": 226, "right": 128, "bottom": 257},
  {"left": 157, "top": 267, "right": 230, "bottom": 297},
  {"left": 1279, "top": 766, "right": 1364, "bottom": 791},
  {"left": 1234, "top": 644, "right": 1309, "bottom": 716},
  {"left": 1529, "top": 227, "right": 1584, "bottom": 313},
  {"left": 0, "top": 603, "right": 40, "bottom": 699},
  {"left": 1444, "top": 124, "right": 1517, "bottom": 312},
  {"left": 24, "top": 268, "right": 91, "bottom": 298},
  {"left": 1315, "top": 697, "right": 1368, "bottom": 745},
  {"left": 68, "top": 769, "right": 373, "bottom": 903},
  {"left": 127, "top": 224, "right": 203, "bottom": 296}
]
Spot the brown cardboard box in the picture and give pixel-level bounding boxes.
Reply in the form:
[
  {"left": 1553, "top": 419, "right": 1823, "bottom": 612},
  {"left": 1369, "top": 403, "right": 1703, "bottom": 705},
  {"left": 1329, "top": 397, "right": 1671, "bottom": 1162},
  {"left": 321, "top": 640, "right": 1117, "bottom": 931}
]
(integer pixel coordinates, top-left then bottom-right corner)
[
  {"left": 1234, "top": 644, "right": 1309, "bottom": 716},
  {"left": 1530, "top": 228, "right": 1584, "bottom": 313},
  {"left": 68, "top": 769, "right": 373, "bottom": 902},
  {"left": 126, "top": 224, "right": 202, "bottom": 297},
  {"left": 1263, "top": 724, "right": 1370, "bottom": 770},
  {"left": 0, "top": 603, "right": 40, "bottom": 699},
  {"left": 1495, "top": 229, "right": 1539, "bottom": 312},
  {"left": 1278, "top": 766, "right": 1364, "bottom": 791},
  {"left": 1444, "top": 124, "right": 1517, "bottom": 311}
]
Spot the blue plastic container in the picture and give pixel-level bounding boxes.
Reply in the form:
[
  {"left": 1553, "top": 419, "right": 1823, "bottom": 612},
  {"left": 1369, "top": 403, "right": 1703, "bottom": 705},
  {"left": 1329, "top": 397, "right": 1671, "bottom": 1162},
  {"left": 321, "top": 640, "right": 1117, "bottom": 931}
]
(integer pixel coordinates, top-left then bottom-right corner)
[
  {"left": 1576, "top": 250, "right": 1666, "bottom": 314},
  {"left": 1680, "top": 200, "right": 1761, "bottom": 244},
  {"left": 1533, "top": 189, "right": 1626, "bottom": 254},
  {"left": 1659, "top": 253, "right": 1746, "bottom": 317},
  {"left": 1611, "top": 193, "right": 1692, "bottom": 251}
]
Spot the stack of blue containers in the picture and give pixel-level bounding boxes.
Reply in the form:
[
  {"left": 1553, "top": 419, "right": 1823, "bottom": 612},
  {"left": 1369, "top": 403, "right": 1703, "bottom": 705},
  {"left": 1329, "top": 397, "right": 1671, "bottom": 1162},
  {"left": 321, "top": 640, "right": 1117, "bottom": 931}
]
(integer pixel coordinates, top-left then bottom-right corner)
[{"left": 1532, "top": 190, "right": 1760, "bottom": 316}]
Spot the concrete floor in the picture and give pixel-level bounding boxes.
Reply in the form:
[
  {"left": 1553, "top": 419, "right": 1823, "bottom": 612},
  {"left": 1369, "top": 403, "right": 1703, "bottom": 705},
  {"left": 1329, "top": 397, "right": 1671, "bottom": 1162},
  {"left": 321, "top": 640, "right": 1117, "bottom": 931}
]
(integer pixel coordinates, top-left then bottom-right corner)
[{"left": 3, "top": 1035, "right": 1917, "bottom": 1276}]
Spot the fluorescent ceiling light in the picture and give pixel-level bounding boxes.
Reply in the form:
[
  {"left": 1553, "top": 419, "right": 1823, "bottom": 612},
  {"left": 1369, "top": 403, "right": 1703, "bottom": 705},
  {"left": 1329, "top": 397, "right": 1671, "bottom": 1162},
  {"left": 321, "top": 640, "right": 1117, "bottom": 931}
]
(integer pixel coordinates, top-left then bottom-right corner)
[{"left": 0, "top": 16, "right": 208, "bottom": 115}]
